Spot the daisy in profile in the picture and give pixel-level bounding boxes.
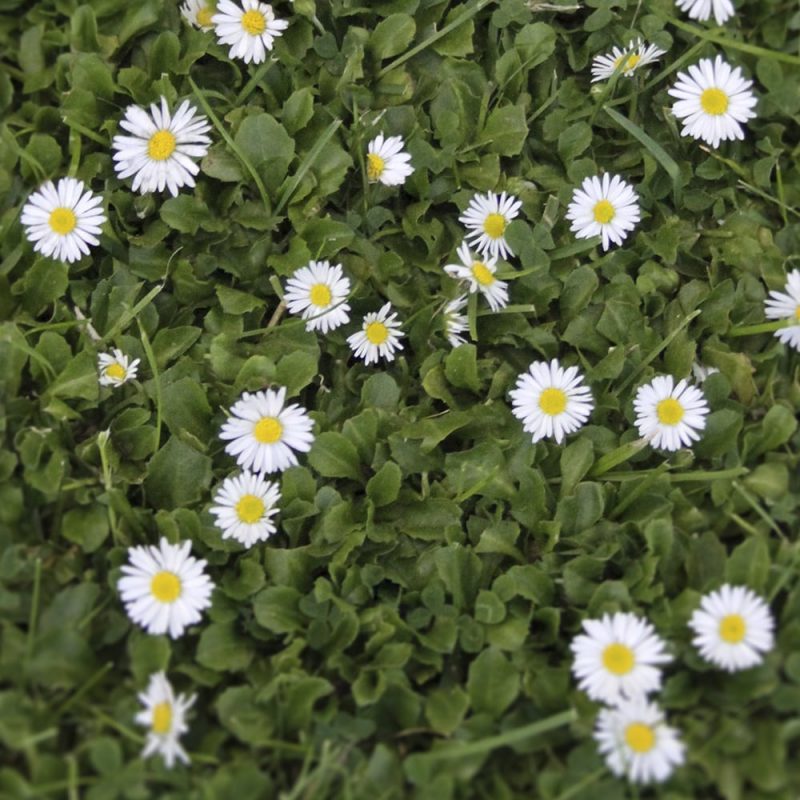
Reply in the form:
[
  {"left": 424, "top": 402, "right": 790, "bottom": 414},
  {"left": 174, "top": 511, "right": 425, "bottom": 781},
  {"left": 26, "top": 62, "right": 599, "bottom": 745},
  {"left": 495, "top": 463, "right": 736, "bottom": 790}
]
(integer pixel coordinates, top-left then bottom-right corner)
[
  {"left": 219, "top": 387, "right": 315, "bottom": 474},
  {"left": 633, "top": 375, "right": 709, "bottom": 451},
  {"left": 668, "top": 56, "right": 757, "bottom": 149},
  {"left": 181, "top": 0, "right": 216, "bottom": 29},
  {"left": 209, "top": 471, "right": 281, "bottom": 548},
  {"left": 347, "top": 303, "right": 404, "bottom": 365},
  {"left": 594, "top": 697, "right": 685, "bottom": 785},
  {"left": 112, "top": 97, "right": 211, "bottom": 197},
  {"left": 510, "top": 359, "right": 594, "bottom": 444},
  {"left": 443, "top": 295, "right": 468, "bottom": 348},
  {"left": 444, "top": 241, "right": 509, "bottom": 312},
  {"left": 763, "top": 269, "right": 800, "bottom": 351},
  {"left": 118, "top": 538, "right": 214, "bottom": 639},
  {"left": 459, "top": 191, "right": 522, "bottom": 261},
  {"left": 98, "top": 349, "right": 140, "bottom": 387},
  {"left": 284, "top": 260, "right": 351, "bottom": 334},
  {"left": 136, "top": 672, "right": 195, "bottom": 768},
  {"left": 675, "top": 0, "right": 734, "bottom": 26},
  {"left": 212, "top": 0, "right": 288, "bottom": 64},
  {"left": 366, "top": 133, "right": 414, "bottom": 186},
  {"left": 566, "top": 174, "right": 640, "bottom": 251},
  {"left": 591, "top": 38, "right": 666, "bottom": 82},
  {"left": 20, "top": 178, "right": 106, "bottom": 264},
  {"left": 688, "top": 584, "right": 775, "bottom": 672},
  {"left": 570, "top": 611, "right": 671, "bottom": 704}
]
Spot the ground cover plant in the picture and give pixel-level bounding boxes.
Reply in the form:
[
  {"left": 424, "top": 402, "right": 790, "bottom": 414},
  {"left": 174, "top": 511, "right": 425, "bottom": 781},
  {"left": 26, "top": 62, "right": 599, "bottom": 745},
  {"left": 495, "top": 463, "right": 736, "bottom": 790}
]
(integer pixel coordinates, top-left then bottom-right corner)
[{"left": 1, "top": 0, "right": 800, "bottom": 797}]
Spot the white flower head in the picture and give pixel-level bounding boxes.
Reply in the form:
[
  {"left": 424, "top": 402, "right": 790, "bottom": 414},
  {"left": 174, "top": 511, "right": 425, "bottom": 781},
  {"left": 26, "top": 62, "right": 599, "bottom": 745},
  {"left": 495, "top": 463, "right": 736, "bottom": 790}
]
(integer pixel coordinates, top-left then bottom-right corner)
[
  {"left": 565, "top": 173, "right": 640, "bottom": 251},
  {"left": 443, "top": 295, "right": 469, "bottom": 348},
  {"left": 443, "top": 241, "right": 509, "bottom": 312},
  {"left": 135, "top": 671, "right": 196, "bottom": 768},
  {"left": 570, "top": 612, "right": 671, "bottom": 704},
  {"left": 688, "top": 584, "right": 775, "bottom": 672},
  {"left": 209, "top": 470, "right": 281, "bottom": 548},
  {"left": 668, "top": 56, "right": 757, "bottom": 149},
  {"left": 594, "top": 697, "right": 686, "bottom": 785},
  {"left": 112, "top": 97, "right": 211, "bottom": 197},
  {"left": 458, "top": 191, "right": 522, "bottom": 261},
  {"left": 118, "top": 538, "right": 214, "bottom": 639},
  {"left": 181, "top": 0, "right": 216, "bottom": 29},
  {"left": 691, "top": 362, "right": 720, "bottom": 383},
  {"left": 347, "top": 302, "right": 405, "bottom": 365},
  {"left": 20, "top": 178, "right": 106, "bottom": 264},
  {"left": 284, "top": 260, "right": 351, "bottom": 334},
  {"left": 366, "top": 133, "right": 414, "bottom": 187},
  {"left": 764, "top": 269, "right": 800, "bottom": 351},
  {"left": 633, "top": 375, "right": 709, "bottom": 451},
  {"left": 591, "top": 38, "right": 667, "bottom": 82},
  {"left": 510, "top": 359, "right": 594, "bottom": 444},
  {"left": 675, "top": 0, "right": 735, "bottom": 26},
  {"left": 98, "top": 349, "right": 140, "bottom": 387},
  {"left": 219, "top": 387, "right": 315, "bottom": 474},
  {"left": 212, "top": 0, "right": 288, "bottom": 64}
]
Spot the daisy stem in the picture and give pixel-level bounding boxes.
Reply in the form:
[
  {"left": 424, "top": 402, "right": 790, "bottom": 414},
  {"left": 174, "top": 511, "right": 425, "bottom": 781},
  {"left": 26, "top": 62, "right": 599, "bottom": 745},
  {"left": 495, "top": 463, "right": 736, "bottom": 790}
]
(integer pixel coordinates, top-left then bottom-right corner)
[
  {"left": 467, "top": 291, "right": 478, "bottom": 341},
  {"left": 266, "top": 301, "right": 286, "bottom": 329},
  {"left": 88, "top": 707, "right": 144, "bottom": 744},
  {"left": 553, "top": 767, "right": 606, "bottom": 800},
  {"left": 137, "top": 321, "right": 163, "bottom": 453},
  {"left": 61, "top": 118, "right": 107, "bottom": 145},
  {"left": 731, "top": 480, "right": 786, "bottom": 540},
  {"left": 55, "top": 662, "right": 114, "bottom": 715},
  {"left": 234, "top": 60, "right": 273, "bottom": 106},
  {"left": 589, "top": 438, "right": 649, "bottom": 478},
  {"left": 67, "top": 127, "right": 81, "bottom": 177},
  {"left": 97, "top": 430, "right": 120, "bottom": 545},
  {"left": 727, "top": 320, "right": 789, "bottom": 337},
  {"left": 25, "top": 557, "right": 42, "bottom": 666}
]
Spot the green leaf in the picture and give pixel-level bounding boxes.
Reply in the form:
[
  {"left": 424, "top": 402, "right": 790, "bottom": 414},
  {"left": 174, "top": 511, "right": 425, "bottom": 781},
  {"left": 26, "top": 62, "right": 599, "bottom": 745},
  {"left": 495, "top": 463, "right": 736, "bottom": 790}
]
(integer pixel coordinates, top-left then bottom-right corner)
[
  {"left": 307, "top": 432, "right": 361, "bottom": 480},
  {"left": 444, "top": 343, "right": 481, "bottom": 392},
  {"left": 197, "top": 623, "right": 254, "bottom": 672},
  {"left": 370, "top": 14, "right": 416, "bottom": 60},
  {"left": 425, "top": 685, "right": 470, "bottom": 735},
  {"left": 366, "top": 461, "right": 402, "bottom": 507},
  {"left": 467, "top": 647, "right": 519, "bottom": 717},
  {"left": 61, "top": 505, "right": 109, "bottom": 553},
  {"left": 216, "top": 285, "right": 266, "bottom": 315},
  {"left": 233, "top": 113, "right": 295, "bottom": 194},
  {"left": 144, "top": 437, "right": 212, "bottom": 508},
  {"left": 479, "top": 105, "right": 528, "bottom": 156}
]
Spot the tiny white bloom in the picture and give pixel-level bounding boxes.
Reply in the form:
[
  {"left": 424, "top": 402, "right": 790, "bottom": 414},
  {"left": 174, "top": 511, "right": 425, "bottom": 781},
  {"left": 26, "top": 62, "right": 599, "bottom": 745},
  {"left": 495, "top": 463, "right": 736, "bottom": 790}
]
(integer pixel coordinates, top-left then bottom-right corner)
[
  {"left": 570, "top": 612, "right": 671, "bottom": 704},
  {"left": 219, "top": 387, "right": 315, "bottom": 474},
  {"left": 209, "top": 470, "right": 281, "bottom": 548},
  {"left": 633, "top": 375, "right": 709, "bottom": 451},
  {"left": 181, "top": 0, "right": 216, "bottom": 29},
  {"left": 591, "top": 38, "right": 666, "bottom": 82},
  {"left": 458, "top": 191, "right": 522, "bottom": 261},
  {"left": 675, "top": 0, "right": 735, "bottom": 26},
  {"left": 135, "top": 671, "right": 195, "bottom": 768},
  {"left": 444, "top": 241, "right": 509, "bottom": 312},
  {"left": 763, "top": 269, "right": 800, "bottom": 352},
  {"left": 118, "top": 538, "right": 214, "bottom": 639},
  {"left": 284, "top": 260, "right": 351, "bottom": 334},
  {"left": 212, "top": 0, "right": 288, "bottom": 64},
  {"left": 443, "top": 295, "right": 469, "bottom": 348},
  {"left": 98, "top": 349, "right": 140, "bottom": 387},
  {"left": 594, "top": 697, "right": 686, "bottom": 785},
  {"left": 691, "top": 362, "right": 720, "bottom": 383},
  {"left": 688, "top": 584, "right": 775, "bottom": 672},
  {"left": 565, "top": 173, "right": 640, "bottom": 251},
  {"left": 20, "top": 178, "right": 106, "bottom": 264},
  {"left": 668, "top": 56, "right": 757, "bottom": 149},
  {"left": 366, "top": 133, "right": 414, "bottom": 187},
  {"left": 510, "top": 359, "right": 594, "bottom": 444},
  {"left": 347, "top": 302, "right": 404, "bottom": 365}
]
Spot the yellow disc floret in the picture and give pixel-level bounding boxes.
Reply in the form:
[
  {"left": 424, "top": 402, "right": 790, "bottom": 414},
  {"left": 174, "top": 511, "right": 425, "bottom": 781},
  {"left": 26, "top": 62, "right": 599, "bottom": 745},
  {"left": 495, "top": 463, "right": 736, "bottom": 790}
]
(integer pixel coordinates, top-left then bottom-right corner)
[
  {"left": 235, "top": 494, "right": 266, "bottom": 524},
  {"left": 309, "top": 283, "right": 332, "bottom": 307},
  {"left": 471, "top": 262, "right": 495, "bottom": 286},
  {"left": 656, "top": 398, "right": 684, "bottom": 426},
  {"left": 148, "top": 130, "right": 177, "bottom": 161},
  {"left": 602, "top": 642, "right": 636, "bottom": 675},
  {"left": 49, "top": 207, "right": 77, "bottom": 235},
  {"left": 365, "top": 321, "right": 389, "bottom": 345},
  {"left": 719, "top": 613, "right": 747, "bottom": 644},
  {"left": 241, "top": 9, "right": 266, "bottom": 35},
  {"left": 700, "top": 88, "right": 729, "bottom": 116},
  {"left": 625, "top": 722, "right": 656, "bottom": 753},
  {"left": 150, "top": 571, "right": 182, "bottom": 603},
  {"left": 151, "top": 701, "right": 173, "bottom": 735},
  {"left": 593, "top": 199, "right": 615, "bottom": 224},
  {"left": 538, "top": 387, "right": 568, "bottom": 416},
  {"left": 254, "top": 417, "right": 283, "bottom": 444},
  {"left": 483, "top": 213, "right": 506, "bottom": 239}
]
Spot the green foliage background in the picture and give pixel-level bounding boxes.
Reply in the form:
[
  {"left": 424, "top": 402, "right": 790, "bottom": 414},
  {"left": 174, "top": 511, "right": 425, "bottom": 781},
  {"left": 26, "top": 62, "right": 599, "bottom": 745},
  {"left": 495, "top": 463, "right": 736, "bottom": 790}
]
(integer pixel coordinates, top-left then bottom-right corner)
[{"left": 1, "top": 0, "right": 800, "bottom": 797}]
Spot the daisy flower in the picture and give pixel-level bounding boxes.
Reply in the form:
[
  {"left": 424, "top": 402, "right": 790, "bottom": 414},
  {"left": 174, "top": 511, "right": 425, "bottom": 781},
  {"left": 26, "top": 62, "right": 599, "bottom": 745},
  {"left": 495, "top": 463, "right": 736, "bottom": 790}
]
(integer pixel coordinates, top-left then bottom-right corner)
[
  {"left": 212, "top": 0, "right": 288, "bottom": 64},
  {"left": 209, "top": 470, "right": 281, "bottom": 548},
  {"left": 458, "top": 191, "right": 522, "bottom": 261},
  {"left": 181, "top": 0, "right": 216, "bottom": 29},
  {"left": 633, "top": 375, "right": 709, "bottom": 451},
  {"left": 443, "top": 241, "right": 509, "bottom": 312},
  {"left": 594, "top": 697, "right": 686, "bottom": 785},
  {"left": 366, "top": 133, "right": 414, "bottom": 186},
  {"left": 135, "top": 671, "right": 195, "bottom": 768},
  {"left": 510, "top": 359, "right": 594, "bottom": 445},
  {"left": 219, "top": 387, "right": 315, "bottom": 474},
  {"left": 443, "top": 295, "right": 469, "bottom": 348},
  {"left": 763, "top": 269, "right": 800, "bottom": 351},
  {"left": 20, "top": 178, "right": 106, "bottom": 264},
  {"left": 675, "top": 0, "right": 734, "bottom": 26},
  {"left": 591, "top": 38, "right": 666, "bottom": 82},
  {"left": 283, "top": 260, "right": 351, "bottom": 334},
  {"left": 347, "top": 303, "right": 404, "bottom": 365},
  {"left": 112, "top": 97, "right": 211, "bottom": 197},
  {"left": 118, "top": 538, "right": 214, "bottom": 639},
  {"left": 668, "top": 56, "right": 757, "bottom": 149},
  {"left": 570, "top": 612, "right": 671, "bottom": 704},
  {"left": 565, "top": 174, "right": 640, "bottom": 251},
  {"left": 98, "top": 349, "right": 140, "bottom": 387},
  {"left": 688, "top": 584, "right": 775, "bottom": 672}
]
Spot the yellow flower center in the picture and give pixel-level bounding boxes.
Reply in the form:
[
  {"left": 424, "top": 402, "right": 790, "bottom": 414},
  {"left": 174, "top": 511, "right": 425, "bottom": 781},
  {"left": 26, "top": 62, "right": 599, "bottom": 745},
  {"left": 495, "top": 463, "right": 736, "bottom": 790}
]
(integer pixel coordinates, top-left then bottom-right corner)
[
  {"left": 625, "top": 722, "right": 656, "bottom": 753},
  {"left": 148, "top": 130, "right": 177, "bottom": 161},
  {"left": 367, "top": 153, "right": 385, "bottom": 181},
  {"left": 309, "top": 283, "right": 332, "bottom": 307},
  {"left": 150, "top": 571, "right": 182, "bottom": 603},
  {"left": 602, "top": 642, "right": 635, "bottom": 675},
  {"left": 235, "top": 493, "right": 265, "bottom": 524},
  {"left": 700, "top": 88, "right": 729, "bottom": 116},
  {"left": 614, "top": 53, "right": 641, "bottom": 71},
  {"left": 656, "top": 397, "right": 684, "bottom": 426},
  {"left": 197, "top": 6, "right": 214, "bottom": 26},
  {"left": 254, "top": 416, "right": 283, "bottom": 444},
  {"left": 48, "top": 207, "right": 77, "bottom": 235},
  {"left": 794, "top": 304, "right": 800, "bottom": 321},
  {"left": 104, "top": 363, "right": 127, "bottom": 381},
  {"left": 151, "top": 702, "right": 173, "bottom": 735},
  {"left": 472, "top": 262, "right": 495, "bottom": 286},
  {"left": 538, "top": 387, "right": 567, "bottom": 416},
  {"left": 593, "top": 199, "right": 615, "bottom": 224},
  {"left": 241, "top": 8, "right": 266, "bottom": 34},
  {"left": 719, "top": 613, "right": 747, "bottom": 644},
  {"left": 365, "top": 321, "right": 389, "bottom": 345},
  {"left": 482, "top": 212, "right": 506, "bottom": 239}
]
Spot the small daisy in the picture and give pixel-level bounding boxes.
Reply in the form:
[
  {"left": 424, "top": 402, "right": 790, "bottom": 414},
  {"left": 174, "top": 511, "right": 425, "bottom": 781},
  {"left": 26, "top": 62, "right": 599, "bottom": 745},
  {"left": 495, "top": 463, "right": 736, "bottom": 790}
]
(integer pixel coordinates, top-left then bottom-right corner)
[
  {"left": 347, "top": 302, "right": 404, "bottom": 365},
  {"left": 181, "top": 0, "right": 216, "bottom": 29},
  {"left": 443, "top": 241, "right": 509, "bottom": 312},
  {"left": 98, "top": 349, "right": 140, "bottom": 387},
  {"left": 565, "top": 174, "right": 640, "bottom": 251},
  {"left": 20, "top": 178, "right": 106, "bottom": 264},
  {"left": 675, "top": 0, "right": 735, "bottom": 26},
  {"left": 366, "top": 133, "right": 415, "bottom": 186},
  {"left": 219, "top": 387, "right": 315, "bottom": 474},
  {"left": 284, "top": 260, "right": 351, "bottom": 334},
  {"left": 668, "top": 56, "right": 757, "bottom": 149},
  {"left": 591, "top": 38, "right": 667, "bottom": 82},
  {"left": 510, "top": 359, "right": 594, "bottom": 445},
  {"left": 594, "top": 697, "right": 686, "bottom": 785},
  {"left": 458, "top": 191, "right": 522, "bottom": 261},
  {"left": 118, "top": 538, "right": 214, "bottom": 639},
  {"left": 443, "top": 295, "right": 469, "bottom": 348},
  {"left": 112, "top": 97, "right": 211, "bottom": 197},
  {"left": 209, "top": 470, "right": 281, "bottom": 548},
  {"left": 135, "top": 671, "right": 195, "bottom": 768},
  {"left": 570, "top": 612, "right": 671, "bottom": 704},
  {"left": 212, "top": 0, "right": 288, "bottom": 64},
  {"left": 691, "top": 362, "right": 720, "bottom": 383},
  {"left": 688, "top": 584, "right": 775, "bottom": 672},
  {"left": 633, "top": 375, "right": 709, "bottom": 452},
  {"left": 763, "top": 269, "right": 800, "bottom": 352}
]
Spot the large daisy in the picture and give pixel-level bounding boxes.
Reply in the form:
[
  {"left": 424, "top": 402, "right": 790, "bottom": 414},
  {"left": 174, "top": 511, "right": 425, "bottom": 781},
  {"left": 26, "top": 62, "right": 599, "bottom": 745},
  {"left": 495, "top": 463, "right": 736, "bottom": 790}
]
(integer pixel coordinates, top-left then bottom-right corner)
[
  {"left": 674, "top": 0, "right": 735, "bottom": 26},
  {"left": 565, "top": 173, "right": 640, "bottom": 251},
  {"left": 98, "top": 349, "right": 140, "bottom": 387},
  {"left": 284, "top": 260, "right": 351, "bottom": 334},
  {"left": 212, "top": 0, "right": 288, "bottom": 64},
  {"left": 209, "top": 470, "right": 281, "bottom": 548},
  {"left": 135, "top": 671, "right": 195, "bottom": 768},
  {"left": 633, "top": 375, "right": 709, "bottom": 451},
  {"left": 443, "top": 241, "right": 508, "bottom": 312},
  {"left": 458, "top": 191, "right": 522, "bottom": 261},
  {"left": 591, "top": 38, "right": 666, "bottom": 82},
  {"left": 763, "top": 269, "right": 800, "bottom": 351},
  {"left": 181, "top": 0, "right": 216, "bottom": 29},
  {"left": 347, "top": 303, "right": 405, "bottom": 365},
  {"left": 366, "top": 133, "right": 414, "bottom": 186}
]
